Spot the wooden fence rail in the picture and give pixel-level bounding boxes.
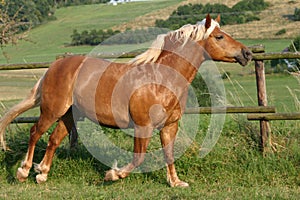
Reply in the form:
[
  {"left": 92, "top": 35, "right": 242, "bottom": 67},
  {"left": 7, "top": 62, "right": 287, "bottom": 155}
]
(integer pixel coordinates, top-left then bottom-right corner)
[
  {"left": 0, "top": 62, "right": 50, "bottom": 70},
  {"left": 184, "top": 106, "right": 276, "bottom": 114},
  {"left": 10, "top": 106, "right": 276, "bottom": 124},
  {"left": 248, "top": 113, "right": 300, "bottom": 121},
  {"left": 1, "top": 50, "right": 300, "bottom": 70}
]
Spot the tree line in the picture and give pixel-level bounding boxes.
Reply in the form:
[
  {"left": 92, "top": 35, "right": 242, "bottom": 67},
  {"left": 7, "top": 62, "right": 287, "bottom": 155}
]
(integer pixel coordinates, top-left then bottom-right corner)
[
  {"left": 155, "top": 0, "right": 269, "bottom": 30},
  {"left": 70, "top": 0, "right": 271, "bottom": 46},
  {"left": 70, "top": 28, "right": 168, "bottom": 46}
]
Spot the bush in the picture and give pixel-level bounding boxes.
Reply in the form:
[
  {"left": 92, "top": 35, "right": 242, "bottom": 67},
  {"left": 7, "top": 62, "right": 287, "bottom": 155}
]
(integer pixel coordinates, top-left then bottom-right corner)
[
  {"left": 70, "top": 29, "right": 120, "bottom": 46},
  {"left": 232, "top": 0, "right": 269, "bottom": 12},
  {"left": 289, "top": 35, "right": 300, "bottom": 52},
  {"left": 294, "top": 7, "right": 300, "bottom": 21},
  {"left": 70, "top": 27, "right": 168, "bottom": 46},
  {"left": 102, "top": 28, "right": 168, "bottom": 45},
  {"left": 275, "top": 29, "right": 286, "bottom": 36},
  {"left": 155, "top": 0, "right": 269, "bottom": 30},
  {"left": 56, "top": 0, "right": 110, "bottom": 7}
]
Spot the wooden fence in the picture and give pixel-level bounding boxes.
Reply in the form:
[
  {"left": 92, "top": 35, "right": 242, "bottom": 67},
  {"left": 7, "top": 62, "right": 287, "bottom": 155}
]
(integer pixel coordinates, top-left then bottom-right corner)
[
  {"left": 250, "top": 45, "right": 300, "bottom": 153},
  {"left": 1, "top": 46, "right": 300, "bottom": 153}
]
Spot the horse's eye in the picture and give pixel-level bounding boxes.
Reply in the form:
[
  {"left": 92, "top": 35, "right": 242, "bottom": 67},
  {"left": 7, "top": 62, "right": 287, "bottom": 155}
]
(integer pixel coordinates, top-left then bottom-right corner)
[{"left": 215, "top": 35, "right": 224, "bottom": 41}]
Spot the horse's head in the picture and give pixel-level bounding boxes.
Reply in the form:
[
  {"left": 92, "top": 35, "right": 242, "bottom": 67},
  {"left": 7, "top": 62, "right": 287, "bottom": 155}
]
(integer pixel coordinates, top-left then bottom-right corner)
[{"left": 199, "top": 14, "right": 252, "bottom": 66}]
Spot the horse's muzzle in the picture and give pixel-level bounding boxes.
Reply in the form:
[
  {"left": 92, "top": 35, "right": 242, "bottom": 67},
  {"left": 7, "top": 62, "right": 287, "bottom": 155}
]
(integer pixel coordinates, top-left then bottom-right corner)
[{"left": 236, "top": 48, "right": 252, "bottom": 66}]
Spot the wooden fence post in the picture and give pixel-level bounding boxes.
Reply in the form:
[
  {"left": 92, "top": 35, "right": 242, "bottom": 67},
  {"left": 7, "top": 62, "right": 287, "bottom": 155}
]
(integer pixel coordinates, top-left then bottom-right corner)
[{"left": 253, "top": 45, "right": 273, "bottom": 153}]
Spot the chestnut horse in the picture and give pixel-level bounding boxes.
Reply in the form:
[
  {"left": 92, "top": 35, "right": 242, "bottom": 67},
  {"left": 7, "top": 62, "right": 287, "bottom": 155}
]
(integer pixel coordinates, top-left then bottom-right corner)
[{"left": 0, "top": 14, "right": 252, "bottom": 187}]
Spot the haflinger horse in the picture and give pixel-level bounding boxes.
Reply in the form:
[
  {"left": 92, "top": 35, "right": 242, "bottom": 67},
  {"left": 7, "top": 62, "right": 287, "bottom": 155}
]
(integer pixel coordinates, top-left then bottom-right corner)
[{"left": 0, "top": 14, "right": 252, "bottom": 187}]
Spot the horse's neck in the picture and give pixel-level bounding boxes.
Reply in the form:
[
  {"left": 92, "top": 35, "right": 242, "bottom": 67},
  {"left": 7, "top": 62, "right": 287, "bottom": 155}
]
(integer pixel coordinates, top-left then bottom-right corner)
[{"left": 157, "top": 38, "right": 206, "bottom": 83}]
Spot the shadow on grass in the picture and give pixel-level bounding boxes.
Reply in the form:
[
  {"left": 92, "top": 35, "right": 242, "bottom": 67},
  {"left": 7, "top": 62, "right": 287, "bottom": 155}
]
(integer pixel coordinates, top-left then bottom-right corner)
[{"left": 1, "top": 125, "right": 165, "bottom": 185}]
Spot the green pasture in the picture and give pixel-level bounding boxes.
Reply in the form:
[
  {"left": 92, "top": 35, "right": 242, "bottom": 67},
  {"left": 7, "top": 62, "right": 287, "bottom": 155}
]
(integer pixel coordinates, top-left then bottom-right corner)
[
  {"left": 0, "top": 59, "right": 299, "bottom": 199},
  {"left": 0, "top": 0, "right": 292, "bottom": 64},
  {"left": 0, "top": 0, "right": 182, "bottom": 64}
]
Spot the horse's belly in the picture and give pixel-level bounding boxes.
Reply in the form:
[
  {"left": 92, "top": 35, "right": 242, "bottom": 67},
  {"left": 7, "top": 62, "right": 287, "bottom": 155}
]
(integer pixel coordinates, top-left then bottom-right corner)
[{"left": 72, "top": 57, "right": 131, "bottom": 128}]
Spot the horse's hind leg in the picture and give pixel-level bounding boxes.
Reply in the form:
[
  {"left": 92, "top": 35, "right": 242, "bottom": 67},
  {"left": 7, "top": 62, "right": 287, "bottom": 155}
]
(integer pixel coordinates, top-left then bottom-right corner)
[
  {"left": 104, "top": 126, "right": 153, "bottom": 181},
  {"left": 16, "top": 114, "right": 57, "bottom": 182},
  {"left": 34, "top": 109, "right": 74, "bottom": 184},
  {"left": 160, "top": 122, "right": 189, "bottom": 187}
]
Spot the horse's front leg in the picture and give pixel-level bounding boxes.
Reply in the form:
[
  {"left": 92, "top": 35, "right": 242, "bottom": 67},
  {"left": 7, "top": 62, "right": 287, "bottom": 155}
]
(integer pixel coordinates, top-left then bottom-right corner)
[
  {"left": 160, "top": 122, "right": 189, "bottom": 187},
  {"left": 104, "top": 126, "right": 153, "bottom": 181}
]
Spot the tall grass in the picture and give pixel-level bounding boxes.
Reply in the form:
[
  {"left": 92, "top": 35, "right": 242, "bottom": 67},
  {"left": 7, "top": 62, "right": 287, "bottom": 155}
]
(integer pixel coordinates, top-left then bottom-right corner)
[{"left": 0, "top": 115, "right": 299, "bottom": 199}]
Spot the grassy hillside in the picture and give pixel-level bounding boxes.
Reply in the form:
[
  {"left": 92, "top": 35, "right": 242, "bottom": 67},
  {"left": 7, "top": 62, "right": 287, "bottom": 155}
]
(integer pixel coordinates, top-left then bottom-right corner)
[
  {"left": 0, "top": 0, "right": 182, "bottom": 64},
  {"left": 1, "top": 0, "right": 300, "bottom": 64}
]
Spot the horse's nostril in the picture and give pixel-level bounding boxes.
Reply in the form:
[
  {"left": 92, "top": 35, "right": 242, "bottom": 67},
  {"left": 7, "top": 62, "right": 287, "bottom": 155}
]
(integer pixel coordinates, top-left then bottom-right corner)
[{"left": 243, "top": 48, "right": 252, "bottom": 60}]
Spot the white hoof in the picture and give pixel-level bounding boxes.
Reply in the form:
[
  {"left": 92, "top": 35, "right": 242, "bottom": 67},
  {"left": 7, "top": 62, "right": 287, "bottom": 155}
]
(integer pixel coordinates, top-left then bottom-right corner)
[
  {"left": 169, "top": 180, "right": 189, "bottom": 188},
  {"left": 16, "top": 167, "right": 28, "bottom": 182},
  {"left": 104, "top": 169, "right": 120, "bottom": 181},
  {"left": 36, "top": 174, "right": 47, "bottom": 184}
]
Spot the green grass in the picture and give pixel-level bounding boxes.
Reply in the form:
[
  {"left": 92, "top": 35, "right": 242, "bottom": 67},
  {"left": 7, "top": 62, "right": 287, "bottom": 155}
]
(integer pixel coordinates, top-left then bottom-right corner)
[
  {"left": 0, "top": 0, "right": 183, "bottom": 64},
  {"left": 240, "top": 39, "right": 292, "bottom": 52},
  {"left": 0, "top": 65, "right": 300, "bottom": 199},
  {"left": 0, "top": 116, "right": 299, "bottom": 199}
]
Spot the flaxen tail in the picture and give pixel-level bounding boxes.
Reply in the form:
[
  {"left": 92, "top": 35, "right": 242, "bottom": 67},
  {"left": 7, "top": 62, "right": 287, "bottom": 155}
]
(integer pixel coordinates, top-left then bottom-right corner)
[{"left": 0, "top": 77, "right": 43, "bottom": 150}]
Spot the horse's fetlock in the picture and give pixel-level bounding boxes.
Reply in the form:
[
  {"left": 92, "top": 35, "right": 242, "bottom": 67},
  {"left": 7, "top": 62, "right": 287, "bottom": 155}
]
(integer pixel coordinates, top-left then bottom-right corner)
[{"left": 34, "top": 162, "right": 49, "bottom": 174}]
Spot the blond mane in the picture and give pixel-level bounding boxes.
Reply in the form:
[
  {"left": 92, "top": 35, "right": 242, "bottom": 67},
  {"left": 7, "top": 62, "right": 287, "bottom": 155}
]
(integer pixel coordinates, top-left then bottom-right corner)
[{"left": 130, "top": 18, "right": 219, "bottom": 65}]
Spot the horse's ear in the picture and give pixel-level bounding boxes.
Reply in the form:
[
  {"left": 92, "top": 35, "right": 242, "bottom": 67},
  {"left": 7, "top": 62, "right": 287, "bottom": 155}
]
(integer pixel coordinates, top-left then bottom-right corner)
[
  {"left": 215, "top": 14, "right": 221, "bottom": 23},
  {"left": 205, "top": 14, "right": 211, "bottom": 29}
]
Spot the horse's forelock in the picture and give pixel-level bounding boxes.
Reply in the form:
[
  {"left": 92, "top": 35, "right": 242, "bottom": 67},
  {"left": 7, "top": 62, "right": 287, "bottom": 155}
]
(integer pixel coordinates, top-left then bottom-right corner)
[{"left": 197, "top": 18, "right": 220, "bottom": 39}]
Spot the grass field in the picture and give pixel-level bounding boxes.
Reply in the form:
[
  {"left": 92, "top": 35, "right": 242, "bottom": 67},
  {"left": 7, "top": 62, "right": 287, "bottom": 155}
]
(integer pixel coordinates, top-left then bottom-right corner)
[
  {"left": 0, "top": 56, "right": 299, "bottom": 199},
  {"left": 0, "top": 1, "right": 299, "bottom": 199},
  {"left": 0, "top": 0, "right": 183, "bottom": 64}
]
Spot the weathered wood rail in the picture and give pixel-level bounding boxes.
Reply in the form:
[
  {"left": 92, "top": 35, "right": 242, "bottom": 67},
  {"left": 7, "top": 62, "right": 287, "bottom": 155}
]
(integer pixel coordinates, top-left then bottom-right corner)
[
  {"left": 11, "top": 106, "right": 276, "bottom": 123},
  {"left": 0, "top": 49, "right": 299, "bottom": 70},
  {"left": 185, "top": 106, "right": 276, "bottom": 114},
  {"left": 0, "top": 62, "right": 50, "bottom": 70},
  {"left": 248, "top": 113, "right": 300, "bottom": 121}
]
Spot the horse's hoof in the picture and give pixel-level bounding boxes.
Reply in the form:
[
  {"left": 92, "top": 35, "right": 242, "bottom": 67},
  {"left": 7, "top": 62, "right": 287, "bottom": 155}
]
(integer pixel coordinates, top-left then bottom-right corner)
[
  {"left": 169, "top": 180, "right": 189, "bottom": 188},
  {"left": 174, "top": 181, "right": 189, "bottom": 187},
  {"left": 104, "top": 169, "right": 120, "bottom": 181},
  {"left": 36, "top": 174, "right": 47, "bottom": 184},
  {"left": 16, "top": 167, "right": 28, "bottom": 182}
]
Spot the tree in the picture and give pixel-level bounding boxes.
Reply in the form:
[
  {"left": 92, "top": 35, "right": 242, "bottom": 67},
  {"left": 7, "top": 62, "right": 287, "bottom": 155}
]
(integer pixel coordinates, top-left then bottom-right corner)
[{"left": 0, "top": 1, "right": 31, "bottom": 49}]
